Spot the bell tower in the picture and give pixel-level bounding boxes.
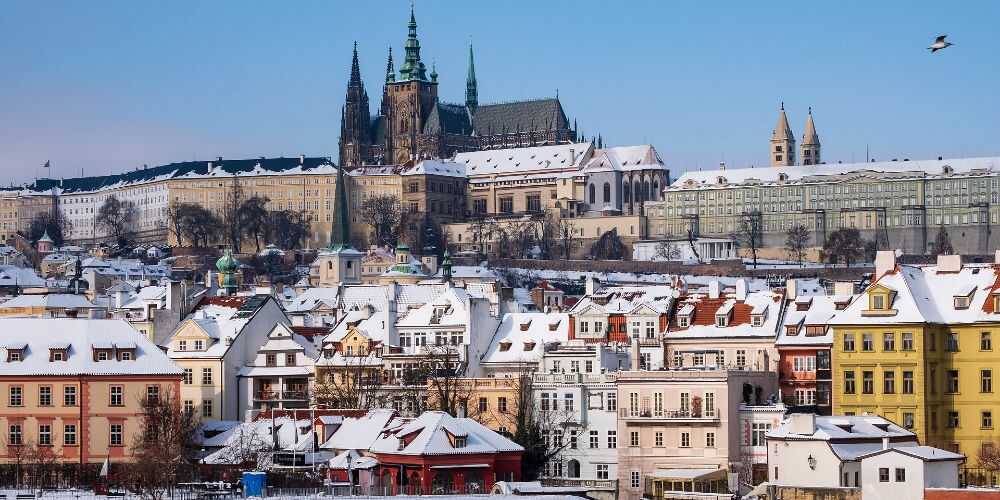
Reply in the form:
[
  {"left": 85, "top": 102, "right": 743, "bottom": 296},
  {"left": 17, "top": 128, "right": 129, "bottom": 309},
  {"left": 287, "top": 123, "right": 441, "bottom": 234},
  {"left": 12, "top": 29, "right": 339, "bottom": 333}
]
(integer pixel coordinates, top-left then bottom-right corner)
[
  {"left": 385, "top": 4, "right": 438, "bottom": 164},
  {"left": 800, "top": 107, "right": 821, "bottom": 165},
  {"left": 770, "top": 102, "right": 796, "bottom": 167}
]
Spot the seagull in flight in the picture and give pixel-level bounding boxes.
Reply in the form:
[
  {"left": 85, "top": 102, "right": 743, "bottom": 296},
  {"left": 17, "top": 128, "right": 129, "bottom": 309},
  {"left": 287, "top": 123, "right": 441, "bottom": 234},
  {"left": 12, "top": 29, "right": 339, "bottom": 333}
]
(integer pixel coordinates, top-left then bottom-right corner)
[{"left": 928, "top": 35, "right": 953, "bottom": 52}]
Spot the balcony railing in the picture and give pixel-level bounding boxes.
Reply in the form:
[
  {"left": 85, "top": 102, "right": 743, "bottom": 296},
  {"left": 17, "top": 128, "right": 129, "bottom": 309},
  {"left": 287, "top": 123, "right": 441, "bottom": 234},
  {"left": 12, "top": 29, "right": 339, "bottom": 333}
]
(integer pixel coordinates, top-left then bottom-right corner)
[
  {"left": 533, "top": 372, "right": 619, "bottom": 384},
  {"left": 619, "top": 407, "right": 720, "bottom": 421},
  {"left": 541, "top": 478, "right": 618, "bottom": 490},
  {"left": 255, "top": 390, "right": 309, "bottom": 401}
]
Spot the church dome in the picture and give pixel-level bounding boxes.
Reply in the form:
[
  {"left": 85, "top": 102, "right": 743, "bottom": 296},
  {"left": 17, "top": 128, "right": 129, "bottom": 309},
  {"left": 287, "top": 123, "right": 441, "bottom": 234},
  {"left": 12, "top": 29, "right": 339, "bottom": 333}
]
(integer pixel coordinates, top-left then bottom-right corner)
[{"left": 216, "top": 249, "right": 240, "bottom": 273}]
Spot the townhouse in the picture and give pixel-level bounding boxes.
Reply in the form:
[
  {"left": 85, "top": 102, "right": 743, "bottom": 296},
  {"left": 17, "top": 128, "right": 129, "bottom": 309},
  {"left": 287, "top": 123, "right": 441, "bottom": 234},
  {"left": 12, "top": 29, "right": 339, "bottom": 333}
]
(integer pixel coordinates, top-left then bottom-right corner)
[{"left": 0, "top": 318, "right": 182, "bottom": 465}]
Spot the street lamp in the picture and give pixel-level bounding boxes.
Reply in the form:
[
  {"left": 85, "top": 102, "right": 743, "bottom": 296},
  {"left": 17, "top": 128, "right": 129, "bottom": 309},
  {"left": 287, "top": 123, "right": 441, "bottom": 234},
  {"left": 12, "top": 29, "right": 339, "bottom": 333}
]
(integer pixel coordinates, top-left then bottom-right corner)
[{"left": 807, "top": 454, "right": 817, "bottom": 470}]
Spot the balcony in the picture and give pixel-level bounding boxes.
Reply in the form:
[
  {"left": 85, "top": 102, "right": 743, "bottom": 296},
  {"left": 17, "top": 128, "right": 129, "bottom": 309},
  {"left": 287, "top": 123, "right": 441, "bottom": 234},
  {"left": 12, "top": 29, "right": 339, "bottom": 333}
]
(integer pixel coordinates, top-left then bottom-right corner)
[
  {"left": 533, "top": 372, "right": 619, "bottom": 385},
  {"left": 619, "top": 407, "right": 720, "bottom": 423},
  {"left": 254, "top": 390, "right": 309, "bottom": 401},
  {"left": 541, "top": 478, "right": 617, "bottom": 491}
]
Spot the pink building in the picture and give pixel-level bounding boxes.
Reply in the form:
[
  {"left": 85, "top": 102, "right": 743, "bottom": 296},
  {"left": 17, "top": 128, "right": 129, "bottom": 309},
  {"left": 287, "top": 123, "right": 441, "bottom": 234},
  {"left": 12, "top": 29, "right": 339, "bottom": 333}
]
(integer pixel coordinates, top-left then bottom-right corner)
[{"left": 616, "top": 368, "right": 777, "bottom": 500}]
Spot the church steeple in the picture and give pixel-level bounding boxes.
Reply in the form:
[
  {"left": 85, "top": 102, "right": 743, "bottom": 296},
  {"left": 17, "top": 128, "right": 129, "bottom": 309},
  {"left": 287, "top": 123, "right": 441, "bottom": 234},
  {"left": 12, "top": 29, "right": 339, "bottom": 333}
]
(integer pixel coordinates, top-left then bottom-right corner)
[
  {"left": 338, "top": 42, "right": 371, "bottom": 167},
  {"left": 385, "top": 46, "right": 395, "bottom": 83},
  {"left": 800, "top": 107, "right": 821, "bottom": 165},
  {"left": 398, "top": 4, "right": 428, "bottom": 81},
  {"left": 465, "top": 41, "right": 478, "bottom": 111},
  {"left": 770, "top": 102, "right": 796, "bottom": 167},
  {"left": 330, "top": 163, "right": 352, "bottom": 251}
]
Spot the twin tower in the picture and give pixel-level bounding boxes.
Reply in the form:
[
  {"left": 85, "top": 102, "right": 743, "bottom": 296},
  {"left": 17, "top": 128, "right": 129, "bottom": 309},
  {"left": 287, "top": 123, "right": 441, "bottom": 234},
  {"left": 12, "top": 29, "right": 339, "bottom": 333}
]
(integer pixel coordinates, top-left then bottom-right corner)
[{"left": 770, "top": 103, "right": 821, "bottom": 167}]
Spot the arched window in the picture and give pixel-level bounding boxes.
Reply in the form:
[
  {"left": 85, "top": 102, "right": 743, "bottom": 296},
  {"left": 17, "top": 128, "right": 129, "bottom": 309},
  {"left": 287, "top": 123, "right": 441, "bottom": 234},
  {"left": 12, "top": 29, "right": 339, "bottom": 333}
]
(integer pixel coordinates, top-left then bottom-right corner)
[
  {"left": 623, "top": 183, "right": 631, "bottom": 203},
  {"left": 567, "top": 459, "right": 581, "bottom": 478},
  {"left": 644, "top": 181, "right": 651, "bottom": 200},
  {"left": 603, "top": 182, "right": 611, "bottom": 204},
  {"left": 652, "top": 180, "right": 659, "bottom": 198},
  {"left": 589, "top": 184, "right": 596, "bottom": 204},
  {"left": 634, "top": 181, "right": 642, "bottom": 203}
]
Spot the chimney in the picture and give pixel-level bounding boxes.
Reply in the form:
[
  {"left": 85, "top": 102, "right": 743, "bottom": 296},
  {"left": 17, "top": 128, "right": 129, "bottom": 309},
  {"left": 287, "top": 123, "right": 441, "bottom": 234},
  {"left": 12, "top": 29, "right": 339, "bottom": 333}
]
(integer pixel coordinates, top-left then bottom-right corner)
[
  {"left": 882, "top": 436, "right": 890, "bottom": 450},
  {"left": 735, "top": 279, "right": 748, "bottom": 301},
  {"left": 785, "top": 279, "right": 798, "bottom": 301},
  {"left": 708, "top": 280, "right": 721, "bottom": 299},
  {"left": 299, "top": 154, "right": 305, "bottom": 164},
  {"left": 995, "top": 250, "right": 1000, "bottom": 265},
  {"left": 833, "top": 281, "right": 855, "bottom": 297},
  {"left": 937, "top": 254, "right": 961, "bottom": 273},
  {"left": 630, "top": 339, "right": 640, "bottom": 371},
  {"left": 569, "top": 148, "right": 576, "bottom": 165},
  {"left": 788, "top": 413, "right": 816, "bottom": 435},
  {"left": 207, "top": 161, "right": 214, "bottom": 174},
  {"left": 585, "top": 275, "right": 600, "bottom": 296},
  {"left": 874, "top": 250, "right": 897, "bottom": 278},
  {"left": 719, "top": 161, "right": 727, "bottom": 171}
]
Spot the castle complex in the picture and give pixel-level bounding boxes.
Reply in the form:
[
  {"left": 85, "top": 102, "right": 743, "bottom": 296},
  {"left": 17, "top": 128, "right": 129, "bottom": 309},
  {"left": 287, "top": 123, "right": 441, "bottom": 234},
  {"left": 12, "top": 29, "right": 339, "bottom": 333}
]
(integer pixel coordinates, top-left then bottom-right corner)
[{"left": 338, "top": 6, "right": 578, "bottom": 166}]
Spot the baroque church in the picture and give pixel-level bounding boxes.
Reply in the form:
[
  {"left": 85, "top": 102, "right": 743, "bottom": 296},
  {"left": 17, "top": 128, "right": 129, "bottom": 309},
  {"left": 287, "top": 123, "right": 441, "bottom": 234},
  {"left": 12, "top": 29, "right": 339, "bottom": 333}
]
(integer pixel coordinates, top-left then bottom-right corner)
[{"left": 339, "top": 7, "right": 579, "bottom": 166}]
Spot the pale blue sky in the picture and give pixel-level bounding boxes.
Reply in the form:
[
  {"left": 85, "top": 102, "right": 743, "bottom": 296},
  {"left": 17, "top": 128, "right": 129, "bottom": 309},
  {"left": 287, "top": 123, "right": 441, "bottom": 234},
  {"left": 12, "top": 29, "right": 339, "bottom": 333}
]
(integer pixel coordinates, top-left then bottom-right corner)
[{"left": 1, "top": 1, "right": 996, "bottom": 183}]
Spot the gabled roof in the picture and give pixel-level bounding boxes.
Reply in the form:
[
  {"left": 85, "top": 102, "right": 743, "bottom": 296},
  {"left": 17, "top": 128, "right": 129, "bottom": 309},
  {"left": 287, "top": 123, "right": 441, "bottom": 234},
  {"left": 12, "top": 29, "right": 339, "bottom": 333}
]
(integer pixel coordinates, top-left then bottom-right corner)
[
  {"left": 569, "top": 285, "right": 675, "bottom": 318},
  {"left": 778, "top": 295, "right": 843, "bottom": 347},
  {"left": 0, "top": 293, "right": 100, "bottom": 310},
  {"left": 370, "top": 411, "right": 522, "bottom": 456},
  {"left": 482, "top": 312, "right": 569, "bottom": 365},
  {"left": 321, "top": 409, "right": 397, "bottom": 451},
  {"left": 666, "top": 289, "right": 782, "bottom": 339}
]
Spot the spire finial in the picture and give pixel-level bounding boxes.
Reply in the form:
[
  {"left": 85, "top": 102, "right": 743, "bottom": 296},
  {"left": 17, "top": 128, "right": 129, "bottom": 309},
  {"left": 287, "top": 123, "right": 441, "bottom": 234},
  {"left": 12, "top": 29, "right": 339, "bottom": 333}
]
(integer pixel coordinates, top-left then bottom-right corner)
[
  {"left": 780, "top": 101, "right": 784, "bottom": 111},
  {"left": 808, "top": 106, "right": 812, "bottom": 114}
]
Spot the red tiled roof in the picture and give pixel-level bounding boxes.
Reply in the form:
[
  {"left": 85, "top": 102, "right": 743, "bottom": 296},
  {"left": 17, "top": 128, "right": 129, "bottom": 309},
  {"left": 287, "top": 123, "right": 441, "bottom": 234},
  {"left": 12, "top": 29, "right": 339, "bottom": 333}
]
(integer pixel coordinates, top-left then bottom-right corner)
[{"left": 667, "top": 295, "right": 753, "bottom": 331}]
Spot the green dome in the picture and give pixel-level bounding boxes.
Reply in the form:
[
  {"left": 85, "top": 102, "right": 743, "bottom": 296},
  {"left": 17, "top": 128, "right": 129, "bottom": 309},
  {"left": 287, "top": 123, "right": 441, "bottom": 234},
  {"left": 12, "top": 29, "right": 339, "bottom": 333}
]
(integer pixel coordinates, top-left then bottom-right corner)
[{"left": 216, "top": 249, "right": 240, "bottom": 273}]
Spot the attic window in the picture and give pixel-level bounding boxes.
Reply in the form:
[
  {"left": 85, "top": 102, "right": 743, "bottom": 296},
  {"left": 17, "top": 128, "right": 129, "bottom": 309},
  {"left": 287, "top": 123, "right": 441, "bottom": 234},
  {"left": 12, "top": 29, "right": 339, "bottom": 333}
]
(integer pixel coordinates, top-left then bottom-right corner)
[
  {"left": 7, "top": 349, "right": 24, "bottom": 362},
  {"left": 785, "top": 325, "right": 799, "bottom": 336},
  {"left": 454, "top": 436, "right": 467, "bottom": 448},
  {"left": 49, "top": 349, "right": 68, "bottom": 362},
  {"left": 678, "top": 316, "right": 690, "bottom": 328},
  {"left": 954, "top": 296, "right": 971, "bottom": 310},
  {"left": 715, "top": 313, "right": 729, "bottom": 328},
  {"left": 751, "top": 314, "right": 764, "bottom": 328},
  {"left": 524, "top": 342, "right": 536, "bottom": 351},
  {"left": 520, "top": 320, "right": 532, "bottom": 332},
  {"left": 548, "top": 321, "right": 561, "bottom": 331},
  {"left": 499, "top": 341, "right": 512, "bottom": 352}
]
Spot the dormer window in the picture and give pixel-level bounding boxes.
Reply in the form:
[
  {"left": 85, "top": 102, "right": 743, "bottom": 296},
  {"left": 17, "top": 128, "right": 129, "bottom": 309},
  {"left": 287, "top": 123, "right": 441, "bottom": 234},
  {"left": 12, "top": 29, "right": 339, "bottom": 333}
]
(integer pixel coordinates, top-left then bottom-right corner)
[
  {"left": 49, "top": 349, "right": 68, "bottom": 362},
  {"left": 785, "top": 325, "right": 799, "bottom": 336},
  {"left": 548, "top": 321, "right": 560, "bottom": 332},
  {"left": 454, "top": 436, "right": 467, "bottom": 448},
  {"left": 119, "top": 350, "right": 133, "bottom": 361},
  {"left": 94, "top": 349, "right": 111, "bottom": 361},
  {"left": 524, "top": 342, "right": 536, "bottom": 351},
  {"left": 194, "top": 340, "right": 204, "bottom": 351},
  {"left": 872, "top": 295, "right": 886, "bottom": 310},
  {"left": 993, "top": 293, "right": 1000, "bottom": 313},
  {"left": 716, "top": 314, "right": 729, "bottom": 327},
  {"left": 954, "top": 296, "right": 971, "bottom": 309},
  {"left": 751, "top": 314, "right": 764, "bottom": 328},
  {"left": 265, "top": 353, "right": 277, "bottom": 367},
  {"left": 678, "top": 316, "right": 690, "bottom": 328},
  {"left": 499, "top": 341, "right": 512, "bottom": 352},
  {"left": 7, "top": 348, "right": 24, "bottom": 362},
  {"left": 520, "top": 321, "right": 532, "bottom": 332}
]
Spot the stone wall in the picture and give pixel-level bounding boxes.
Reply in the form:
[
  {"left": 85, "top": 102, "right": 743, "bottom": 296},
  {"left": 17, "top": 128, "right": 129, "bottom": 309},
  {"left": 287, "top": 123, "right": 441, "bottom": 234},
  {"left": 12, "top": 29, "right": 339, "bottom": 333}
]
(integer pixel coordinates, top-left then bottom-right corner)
[{"left": 773, "top": 486, "right": 861, "bottom": 500}]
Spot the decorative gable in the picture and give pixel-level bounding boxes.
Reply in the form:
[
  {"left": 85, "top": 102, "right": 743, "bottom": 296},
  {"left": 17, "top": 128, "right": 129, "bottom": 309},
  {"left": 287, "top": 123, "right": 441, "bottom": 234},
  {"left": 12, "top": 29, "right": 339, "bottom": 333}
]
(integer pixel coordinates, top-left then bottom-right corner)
[{"left": 862, "top": 284, "right": 898, "bottom": 317}]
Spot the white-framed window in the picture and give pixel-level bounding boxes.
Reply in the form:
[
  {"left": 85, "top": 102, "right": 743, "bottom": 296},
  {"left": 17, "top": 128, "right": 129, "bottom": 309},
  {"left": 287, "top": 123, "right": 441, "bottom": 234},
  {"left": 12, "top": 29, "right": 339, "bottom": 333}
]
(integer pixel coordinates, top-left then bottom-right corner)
[
  {"left": 596, "top": 464, "right": 609, "bottom": 480},
  {"left": 680, "top": 432, "right": 690, "bottom": 447},
  {"left": 630, "top": 471, "right": 640, "bottom": 489}
]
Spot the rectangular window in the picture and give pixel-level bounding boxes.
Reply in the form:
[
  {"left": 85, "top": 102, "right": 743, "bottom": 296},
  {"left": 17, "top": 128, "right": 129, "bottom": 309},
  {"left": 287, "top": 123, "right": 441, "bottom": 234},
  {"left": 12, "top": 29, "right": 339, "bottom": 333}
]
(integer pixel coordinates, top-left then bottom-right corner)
[
  {"left": 948, "top": 411, "right": 960, "bottom": 428},
  {"left": 478, "top": 397, "right": 488, "bottom": 413},
  {"left": 498, "top": 397, "right": 508, "bottom": 413},
  {"left": 630, "top": 471, "right": 640, "bottom": 489},
  {"left": 879, "top": 468, "right": 890, "bottom": 482},
  {"left": 607, "top": 431, "right": 617, "bottom": 449},
  {"left": 589, "top": 430, "right": 599, "bottom": 449},
  {"left": 39, "top": 386, "right": 52, "bottom": 406},
  {"left": 895, "top": 468, "right": 906, "bottom": 482},
  {"left": 655, "top": 431, "right": 663, "bottom": 447},
  {"left": 202, "top": 399, "right": 213, "bottom": 418},
  {"left": 110, "top": 385, "right": 124, "bottom": 406},
  {"left": 948, "top": 370, "right": 960, "bottom": 393},
  {"left": 184, "top": 400, "right": 194, "bottom": 415},
  {"left": 706, "top": 432, "right": 716, "bottom": 447},
  {"left": 597, "top": 464, "right": 609, "bottom": 480},
  {"left": 947, "top": 332, "right": 959, "bottom": 352},
  {"left": 38, "top": 424, "right": 52, "bottom": 446},
  {"left": 64, "top": 386, "right": 77, "bottom": 406},
  {"left": 194, "top": 340, "right": 204, "bottom": 350},
  {"left": 884, "top": 371, "right": 895, "bottom": 394},
  {"left": 564, "top": 393, "right": 574, "bottom": 412},
  {"left": 500, "top": 197, "right": 513, "bottom": 213},
  {"left": 903, "top": 412, "right": 914, "bottom": 429},
  {"left": 183, "top": 368, "right": 193, "bottom": 384},
  {"left": 110, "top": 424, "right": 123, "bottom": 446},
  {"left": 704, "top": 392, "right": 715, "bottom": 417},
  {"left": 146, "top": 385, "right": 160, "bottom": 404},
  {"left": 862, "top": 333, "right": 874, "bottom": 351},
  {"left": 843, "top": 333, "right": 855, "bottom": 351},
  {"left": 629, "top": 431, "right": 639, "bottom": 447},
  {"left": 752, "top": 423, "right": 769, "bottom": 446},
  {"left": 9, "top": 386, "right": 22, "bottom": 406},
  {"left": 983, "top": 411, "right": 994, "bottom": 429},
  {"left": 984, "top": 369, "right": 994, "bottom": 393},
  {"left": 903, "top": 371, "right": 914, "bottom": 394},
  {"left": 680, "top": 432, "right": 690, "bottom": 447},
  {"left": 9, "top": 424, "right": 22, "bottom": 446},
  {"left": 736, "top": 350, "right": 747, "bottom": 367},
  {"left": 982, "top": 332, "right": 993, "bottom": 351},
  {"left": 863, "top": 371, "right": 874, "bottom": 394},
  {"left": 902, "top": 332, "right": 914, "bottom": 350},
  {"left": 680, "top": 392, "right": 690, "bottom": 413},
  {"left": 285, "top": 353, "right": 296, "bottom": 366},
  {"left": 883, "top": 333, "right": 895, "bottom": 351},
  {"left": 64, "top": 424, "right": 77, "bottom": 445},
  {"left": 202, "top": 368, "right": 213, "bottom": 385},
  {"left": 844, "top": 371, "right": 856, "bottom": 394}
]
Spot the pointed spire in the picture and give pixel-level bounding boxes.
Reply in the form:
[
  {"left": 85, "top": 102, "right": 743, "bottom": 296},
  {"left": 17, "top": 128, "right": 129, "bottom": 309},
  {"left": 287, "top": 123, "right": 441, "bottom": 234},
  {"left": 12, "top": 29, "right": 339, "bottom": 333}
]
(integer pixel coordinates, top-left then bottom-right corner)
[
  {"left": 349, "top": 41, "right": 362, "bottom": 86},
  {"left": 398, "top": 3, "right": 427, "bottom": 81},
  {"left": 384, "top": 46, "right": 395, "bottom": 83},
  {"left": 430, "top": 61, "right": 438, "bottom": 83},
  {"left": 802, "top": 106, "right": 820, "bottom": 145},
  {"left": 772, "top": 102, "right": 794, "bottom": 141},
  {"left": 329, "top": 164, "right": 353, "bottom": 251},
  {"left": 465, "top": 40, "right": 478, "bottom": 110}
]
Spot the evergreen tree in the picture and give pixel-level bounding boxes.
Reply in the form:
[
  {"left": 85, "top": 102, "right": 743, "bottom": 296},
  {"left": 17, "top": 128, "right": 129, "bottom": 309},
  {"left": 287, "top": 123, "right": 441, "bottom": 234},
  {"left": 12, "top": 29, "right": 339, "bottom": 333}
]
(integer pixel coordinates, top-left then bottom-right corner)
[{"left": 930, "top": 226, "right": 954, "bottom": 256}]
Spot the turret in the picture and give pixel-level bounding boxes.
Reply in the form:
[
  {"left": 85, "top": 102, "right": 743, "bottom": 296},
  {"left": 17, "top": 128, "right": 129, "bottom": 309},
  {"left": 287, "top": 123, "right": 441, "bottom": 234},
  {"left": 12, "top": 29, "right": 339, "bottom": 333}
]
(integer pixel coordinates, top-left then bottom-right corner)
[
  {"left": 800, "top": 107, "right": 821, "bottom": 165},
  {"left": 770, "top": 102, "right": 796, "bottom": 167}
]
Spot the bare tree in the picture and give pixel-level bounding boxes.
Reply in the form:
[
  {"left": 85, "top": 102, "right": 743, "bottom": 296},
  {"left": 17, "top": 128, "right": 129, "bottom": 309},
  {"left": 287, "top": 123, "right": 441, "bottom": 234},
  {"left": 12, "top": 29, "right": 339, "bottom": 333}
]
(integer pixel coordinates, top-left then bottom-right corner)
[
  {"left": 979, "top": 442, "right": 1000, "bottom": 471},
  {"left": 360, "top": 194, "right": 402, "bottom": 248},
  {"left": 123, "top": 388, "right": 200, "bottom": 500},
  {"left": 25, "top": 442, "right": 60, "bottom": 491},
  {"left": 28, "top": 211, "right": 71, "bottom": 247},
  {"left": 556, "top": 217, "right": 578, "bottom": 260},
  {"left": 313, "top": 357, "right": 388, "bottom": 410},
  {"left": 468, "top": 217, "right": 498, "bottom": 256},
  {"left": 654, "top": 240, "right": 682, "bottom": 261},
  {"left": 220, "top": 175, "right": 246, "bottom": 252},
  {"left": 785, "top": 224, "right": 810, "bottom": 267},
  {"left": 421, "top": 344, "right": 473, "bottom": 417},
  {"left": 209, "top": 423, "right": 273, "bottom": 472},
  {"left": 733, "top": 210, "right": 763, "bottom": 269},
  {"left": 266, "top": 210, "right": 313, "bottom": 250},
  {"left": 97, "top": 195, "right": 137, "bottom": 247},
  {"left": 238, "top": 196, "right": 271, "bottom": 252},
  {"left": 589, "top": 228, "right": 627, "bottom": 260},
  {"left": 820, "top": 227, "right": 865, "bottom": 268},
  {"left": 930, "top": 226, "right": 954, "bottom": 256}
]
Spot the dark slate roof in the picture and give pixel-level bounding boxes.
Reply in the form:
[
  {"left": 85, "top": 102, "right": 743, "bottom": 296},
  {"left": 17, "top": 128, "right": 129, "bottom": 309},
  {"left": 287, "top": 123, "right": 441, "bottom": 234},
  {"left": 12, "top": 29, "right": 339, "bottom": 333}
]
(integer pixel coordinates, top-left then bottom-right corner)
[
  {"left": 423, "top": 102, "right": 472, "bottom": 135},
  {"left": 371, "top": 116, "right": 387, "bottom": 144},
  {"left": 471, "top": 98, "right": 569, "bottom": 136},
  {"left": 26, "top": 157, "right": 335, "bottom": 194}
]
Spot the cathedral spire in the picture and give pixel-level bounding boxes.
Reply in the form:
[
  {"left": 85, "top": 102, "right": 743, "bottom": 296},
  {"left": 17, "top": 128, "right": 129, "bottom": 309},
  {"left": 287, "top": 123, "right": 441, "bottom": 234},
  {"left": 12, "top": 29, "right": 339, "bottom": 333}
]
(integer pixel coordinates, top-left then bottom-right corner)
[
  {"left": 398, "top": 3, "right": 428, "bottom": 81},
  {"left": 466, "top": 41, "right": 478, "bottom": 110},
  {"left": 330, "top": 164, "right": 353, "bottom": 251},
  {"left": 349, "top": 41, "right": 362, "bottom": 86},
  {"left": 385, "top": 46, "right": 395, "bottom": 83},
  {"left": 339, "top": 43, "right": 371, "bottom": 167}
]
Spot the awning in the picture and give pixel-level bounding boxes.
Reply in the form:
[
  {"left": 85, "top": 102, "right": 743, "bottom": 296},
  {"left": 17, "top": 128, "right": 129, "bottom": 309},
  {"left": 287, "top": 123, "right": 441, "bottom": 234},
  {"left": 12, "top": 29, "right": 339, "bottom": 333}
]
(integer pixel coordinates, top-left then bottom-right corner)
[
  {"left": 428, "top": 463, "right": 490, "bottom": 469},
  {"left": 650, "top": 468, "right": 726, "bottom": 481}
]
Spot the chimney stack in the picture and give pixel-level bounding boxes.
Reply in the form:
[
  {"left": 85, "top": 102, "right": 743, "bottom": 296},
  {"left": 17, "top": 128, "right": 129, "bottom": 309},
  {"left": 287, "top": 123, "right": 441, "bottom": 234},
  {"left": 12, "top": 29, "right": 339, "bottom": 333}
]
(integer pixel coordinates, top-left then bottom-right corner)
[{"left": 874, "top": 250, "right": 897, "bottom": 278}]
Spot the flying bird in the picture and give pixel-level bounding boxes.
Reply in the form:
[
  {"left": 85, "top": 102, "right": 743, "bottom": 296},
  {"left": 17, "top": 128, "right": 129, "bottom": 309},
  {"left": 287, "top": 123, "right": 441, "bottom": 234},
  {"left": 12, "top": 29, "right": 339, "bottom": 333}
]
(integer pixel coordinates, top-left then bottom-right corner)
[{"left": 928, "top": 35, "right": 953, "bottom": 53}]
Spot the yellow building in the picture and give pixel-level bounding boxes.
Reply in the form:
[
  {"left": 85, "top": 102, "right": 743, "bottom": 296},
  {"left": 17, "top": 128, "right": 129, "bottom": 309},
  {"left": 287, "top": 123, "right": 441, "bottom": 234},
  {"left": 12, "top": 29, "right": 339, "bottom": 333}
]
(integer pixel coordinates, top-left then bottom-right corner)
[
  {"left": 0, "top": 318, "right": 182, "bottom": 465},
  {"left": 830, "top": 252, "right": 1000, "bottom": 461}
]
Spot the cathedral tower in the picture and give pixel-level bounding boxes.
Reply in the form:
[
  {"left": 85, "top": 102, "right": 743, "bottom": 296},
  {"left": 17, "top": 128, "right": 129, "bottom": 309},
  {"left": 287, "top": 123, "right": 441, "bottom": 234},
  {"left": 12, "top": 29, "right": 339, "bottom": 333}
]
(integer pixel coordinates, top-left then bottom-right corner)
[
  {"left": 770, "top": 103, "right": 796, "bottom": 167},
  {"left": 338, "top": 42, "right": 372, "bottom": 166},
  {"left": 800, "top": 107, "right": 821, "bottom": 165},
  {"left": 384, "top": 5, "right": 438, "bottom": 164}
]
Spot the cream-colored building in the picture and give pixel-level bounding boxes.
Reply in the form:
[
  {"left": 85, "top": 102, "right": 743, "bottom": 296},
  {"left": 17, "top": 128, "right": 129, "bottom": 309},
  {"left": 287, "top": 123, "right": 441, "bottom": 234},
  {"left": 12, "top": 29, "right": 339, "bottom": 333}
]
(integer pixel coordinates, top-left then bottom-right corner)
[{"left": 0, "top": 318, "right": 182, "bottom": 465}]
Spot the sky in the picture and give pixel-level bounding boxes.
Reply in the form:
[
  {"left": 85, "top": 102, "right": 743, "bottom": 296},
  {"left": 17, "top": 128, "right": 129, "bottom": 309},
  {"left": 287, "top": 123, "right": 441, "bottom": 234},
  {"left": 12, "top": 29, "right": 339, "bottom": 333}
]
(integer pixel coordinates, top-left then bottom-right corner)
[{"left": 1, "top": 1, "right": 998, "bottom": 184}]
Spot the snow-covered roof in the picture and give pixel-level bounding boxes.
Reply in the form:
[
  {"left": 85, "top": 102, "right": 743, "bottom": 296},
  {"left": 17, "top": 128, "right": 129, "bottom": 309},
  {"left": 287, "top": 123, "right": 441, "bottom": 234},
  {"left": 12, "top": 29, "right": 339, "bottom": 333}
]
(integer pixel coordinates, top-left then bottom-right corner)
[
  {"left": 0, "top": 318, "right": 181, "bottom": 376},
  {"left": 482, "top": 312, "right": 570, "bottom": 365},
  {"left": 570, "top": 285, "right": 676, "bottom": 317},
  {"left": 0, "top": 293, "right": 100, "bottom": 310},
  {"left": 777, "top": 295, "right": 844, "bottom": 347},
  {"left": 767, "top": 414, "right": 915, "bottom": 442},
  {"left": 396, "top": 286, "right": 469, "bottom": 328},
  {"left": 407, "top": 159, "right": 467, "bottom": 178},
  {"left": 456, "top": 142, "right": 592, "bottom": 178},
  {"left": 666, "top": 288, "right": 782, "bottom": 339},
  {"left": 285, "top": 287, "right": 340, "bottom": 313},
  {"left": 581, "top": 145, "right": 666, "bottom": 173},
  {"left": 830, "top": 263, "right": 1000, "bottom": 326},
  {"left": 369, "top": 411, "right": 523, "bottom": 456},
  {"left": 320, "top": 409, "right": 397, "bottom": 451},
  {"left": 670, "top": 156, "right": 1000, "bottom": 191},
  {"left": 858, "top": 445, "right": 965, "bottom": 462},
  {"left": 201, "top": 417, "right": 315, "bottom": 464}
]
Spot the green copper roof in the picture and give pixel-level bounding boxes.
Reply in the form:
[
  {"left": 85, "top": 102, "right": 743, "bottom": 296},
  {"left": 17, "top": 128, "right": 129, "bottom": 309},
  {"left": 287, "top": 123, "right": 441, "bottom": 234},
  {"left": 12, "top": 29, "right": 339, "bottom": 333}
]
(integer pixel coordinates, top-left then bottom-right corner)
[
  {"left": 329, "top": 165, "right": 354, "bottom": 251},
  {"left": 397, "top": 5, "right": 428, "bottom": 82},
  {"left": 465, "top": 42, "right": 478, "bottom": 109}
]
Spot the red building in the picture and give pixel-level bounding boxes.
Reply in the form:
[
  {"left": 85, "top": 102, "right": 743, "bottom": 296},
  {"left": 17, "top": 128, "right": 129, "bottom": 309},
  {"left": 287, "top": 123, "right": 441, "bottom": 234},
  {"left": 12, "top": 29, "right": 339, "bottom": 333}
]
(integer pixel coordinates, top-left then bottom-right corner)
[
  {"left": 777, "top": 286, "right": 853, "bottom": 415},
  {"left": 367, "top": 411, "right": 523, "bottom": 495}
]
